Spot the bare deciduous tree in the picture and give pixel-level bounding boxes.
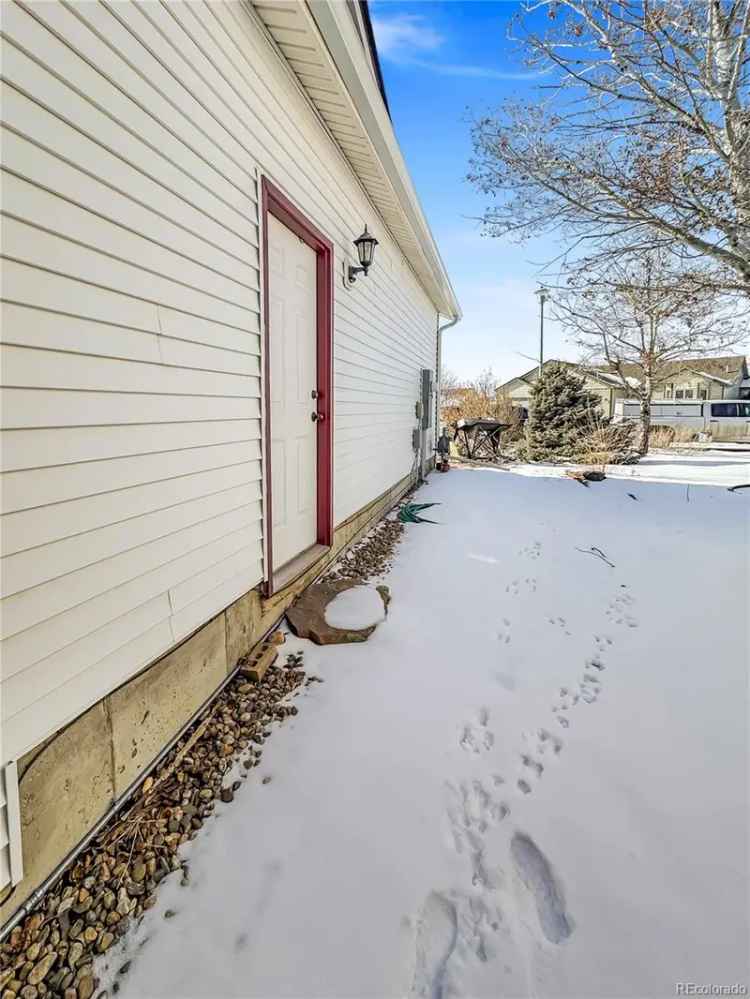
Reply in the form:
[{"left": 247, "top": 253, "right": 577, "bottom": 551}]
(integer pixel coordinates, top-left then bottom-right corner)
[
  {"left": 439, "top": 366, "right": 461, "bottom": 401},
  {"left": 554, "top": 248, "right": 747, "bottom": 452},
  {"left": 439, "top": 366, "right": 464, "bottom": 425},
  {"left": 468, "top": 0, "right": 750, "bottom": 293},
  {"left": 439, "top": 366, "right": 505, "bottom": 424},
  {"left": 470, "top": 367, "right": 501, "bottom": 415}
]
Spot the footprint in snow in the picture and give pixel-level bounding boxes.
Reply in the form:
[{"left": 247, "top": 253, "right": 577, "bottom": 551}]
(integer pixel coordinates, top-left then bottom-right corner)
[
  {"left": 514, "top": 729, "right": 563, "bottom": 796},
  {"left": 459, "top": 709, "right": 494, "bottom": 754},
  {"left": 459, "top": 894, "right": 504, "bottom": 965},
  {"left": 593, "top": 634, "right": 614, "bottom": 655},
  {"left": 518, "top": 541, "right": 543, "bottom": 560},
  {"left": 605, "top": 591, "right": 639, "bottom": 628},
  {"left": 551, "top": 686, "right": 576, "bottom": 728},
  {"left": 445, "top": 779, "right": 510, "bottom": 889},
  {"left": 547, "top": 615, "right": 572, "bottom": 636},
  {"left": 536, "top": 728, "right": 563, "bottom": 756},
  {"left": 447, "top": 779, "right": 509, "bottom": 837},
  {"left": 580, "top": 671, "right": 602, "bottom": 704},
  {"left": 494, "top": 670, "right": 516, "bottom": 692},
  {"left": 497, "top": 619, "right": 512, "bottom": 645},
  {"left": 552, "top": 686, "right": 579, "bottom": 714},
  {"left": 516, "top": 752, "right": 545, "bottom": 796},
  {"left": 410, "top": 893, "right": 458, "bottom": 999},
  {"left": 511, "top": 832, "right": 573, "bottom": 945},
  {"left": 586, "top": 655, "right": 606, "bottom": 672},
  {"left": 521, "top": 754, "right": 543, "bottom": 777}
]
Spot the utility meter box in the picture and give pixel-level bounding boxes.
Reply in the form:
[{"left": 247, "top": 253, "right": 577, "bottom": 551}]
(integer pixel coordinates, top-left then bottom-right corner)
[{"left": 420, "top": 369, "right": 433, "bottom": 430}]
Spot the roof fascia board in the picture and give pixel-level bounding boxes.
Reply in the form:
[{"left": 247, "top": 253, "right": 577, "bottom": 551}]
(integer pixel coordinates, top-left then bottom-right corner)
[{"left": 304, "top": 1, "right": 460, "bottom": 319}]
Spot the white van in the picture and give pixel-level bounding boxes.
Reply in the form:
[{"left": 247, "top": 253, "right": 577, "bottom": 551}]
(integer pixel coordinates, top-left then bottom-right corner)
[{"left": 613, "top": 399, "right": 750, "bottom": 441}]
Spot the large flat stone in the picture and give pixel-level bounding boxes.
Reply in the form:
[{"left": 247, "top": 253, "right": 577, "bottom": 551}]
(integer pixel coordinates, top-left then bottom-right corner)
[{"left": 286, "top": 579, "right": 382, "bottom": 645}]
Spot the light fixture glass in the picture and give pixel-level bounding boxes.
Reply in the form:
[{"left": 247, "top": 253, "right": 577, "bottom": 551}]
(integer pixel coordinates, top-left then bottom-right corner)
[
  {"left": 354, "top": 226, "right": 377, "bottom": 270},
  {"left": 349, "top": 226, "right": 378, "bottom": 283}
]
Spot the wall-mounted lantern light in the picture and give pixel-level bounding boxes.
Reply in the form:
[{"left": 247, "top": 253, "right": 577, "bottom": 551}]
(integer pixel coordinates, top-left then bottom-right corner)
[{"left": 347, "top": 225, "right": 378, "bottom": 284}]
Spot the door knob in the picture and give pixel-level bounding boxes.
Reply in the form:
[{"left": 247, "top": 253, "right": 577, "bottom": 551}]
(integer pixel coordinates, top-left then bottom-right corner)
[{"left": 311, "top": 412, "right": 325, "bottom": 422}]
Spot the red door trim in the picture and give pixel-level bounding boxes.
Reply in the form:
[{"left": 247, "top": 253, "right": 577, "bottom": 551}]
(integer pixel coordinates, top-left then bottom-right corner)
[{"left": 261, "top": 177, "right": 333, "bottom": 596}]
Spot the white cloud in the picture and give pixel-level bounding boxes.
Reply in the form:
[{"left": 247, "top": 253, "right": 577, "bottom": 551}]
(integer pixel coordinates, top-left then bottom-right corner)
[
  {"left": 371, "top": 14, "right": 444, "bottom": 58},
  {"left": 414, "top": 60, "right": 549, "bottom": 81},
  {"left": 372, "top": 13, "right": 547, "bottom": 81}
]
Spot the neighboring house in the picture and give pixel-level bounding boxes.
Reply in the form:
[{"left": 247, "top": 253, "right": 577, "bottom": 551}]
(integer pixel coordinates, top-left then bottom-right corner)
[
  {"left": 497, "top": 361, "right": 638, "bottom": 418},
  {"left": 497, "top": 356, "right": 750, "bottom": 416},
  {"left": 0, "top": 0, "right": 459, "bottom": 923},
  {"left": 649, "top": 356, "right": 749, "bottom": 400}
]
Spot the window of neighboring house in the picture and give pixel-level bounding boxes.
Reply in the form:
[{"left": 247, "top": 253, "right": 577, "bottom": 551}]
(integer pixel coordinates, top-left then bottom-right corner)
[
  {"left": 664, "top": 384, "right": 674, "bottom": 398},
  {"left": 698, "top": 386, "right": 708, "bottom": 400},
  {"left": 711, "top": 403, "right": 738, "bottom": 418},
  {"left": 674, "top": 382, "right": 700, "bottom": 399}
]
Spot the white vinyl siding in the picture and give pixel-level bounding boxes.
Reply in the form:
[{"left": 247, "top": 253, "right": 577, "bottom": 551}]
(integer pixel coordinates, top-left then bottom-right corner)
[{"left": 0, "top": 0, "right": 438, "bottom": 764}]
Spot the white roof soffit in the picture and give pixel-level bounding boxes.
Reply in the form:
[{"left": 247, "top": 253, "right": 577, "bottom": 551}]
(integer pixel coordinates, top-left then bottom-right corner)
[{"left": 249, "top": 0, "right": 461, "bottom": 320}]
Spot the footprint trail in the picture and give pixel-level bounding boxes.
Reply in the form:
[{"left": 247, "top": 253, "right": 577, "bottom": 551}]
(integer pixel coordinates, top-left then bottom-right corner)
[{"left": 411, "top": 893, "right": 458, "bottom": 999}]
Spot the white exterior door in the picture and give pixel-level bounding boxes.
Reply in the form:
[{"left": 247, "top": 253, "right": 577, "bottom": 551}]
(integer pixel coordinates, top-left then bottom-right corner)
[{"left": 267, "top": 214, "right": 318, "bottom": 570}]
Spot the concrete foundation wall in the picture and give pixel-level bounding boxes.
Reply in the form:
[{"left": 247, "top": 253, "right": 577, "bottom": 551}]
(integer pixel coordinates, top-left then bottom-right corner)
[{"left": 0, "top": 471, "right": 415, "bottom": 928}]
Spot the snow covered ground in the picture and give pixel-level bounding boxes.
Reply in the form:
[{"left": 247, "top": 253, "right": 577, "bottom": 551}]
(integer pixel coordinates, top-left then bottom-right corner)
[
  {"left": 510, "top": 448, "right": 750, "bottom": 488},
  {"left": 98, "top": 467, "right": 749, "bottom": 999}
]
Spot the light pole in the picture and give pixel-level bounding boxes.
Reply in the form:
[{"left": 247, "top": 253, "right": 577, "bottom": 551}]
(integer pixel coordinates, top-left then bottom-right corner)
[{"left": 535, "top": 286, "right": 549, "bottom": 378}]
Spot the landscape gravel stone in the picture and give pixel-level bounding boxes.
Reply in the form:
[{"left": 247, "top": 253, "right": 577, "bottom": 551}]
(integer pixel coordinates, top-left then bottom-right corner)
[{"left": 0, "top": 663, "right": 308, "bottom": 997}]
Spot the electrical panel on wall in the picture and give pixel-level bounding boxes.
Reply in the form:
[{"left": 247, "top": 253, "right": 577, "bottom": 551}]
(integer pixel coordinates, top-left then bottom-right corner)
[
  {"left": 420, "top": 369, "right": 434, "bottom": 430},
  {"left": 0, "top": 762, "right": 23, "bottom": 891}
]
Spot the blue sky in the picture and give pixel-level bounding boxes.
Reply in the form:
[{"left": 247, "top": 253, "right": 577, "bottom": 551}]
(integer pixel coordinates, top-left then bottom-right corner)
[{"left": 371, "top": 1, "right": 575, "bottom": 384}]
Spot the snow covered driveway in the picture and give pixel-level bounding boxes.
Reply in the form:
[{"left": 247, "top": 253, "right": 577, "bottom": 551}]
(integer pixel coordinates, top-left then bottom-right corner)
[{"left": 101, "top": 468, "right": 748, "bottom": 999}]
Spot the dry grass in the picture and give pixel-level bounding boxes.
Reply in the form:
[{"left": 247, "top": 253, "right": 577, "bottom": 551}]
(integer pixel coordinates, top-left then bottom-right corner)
[
  {"left": 576, "top": 420, "right": 639, "bottom": 465},
  {"left": 650, "top": 424, "right": 703, "bottom": 448}
]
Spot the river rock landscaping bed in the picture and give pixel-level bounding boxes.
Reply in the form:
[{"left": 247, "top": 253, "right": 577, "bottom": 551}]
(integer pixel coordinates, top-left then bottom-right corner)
[
  {"left": 326, "top": 516, "right": 404, "bottom": 584},
  {"left": 0, "top": 659, "right": 317, "bottom": 999}
]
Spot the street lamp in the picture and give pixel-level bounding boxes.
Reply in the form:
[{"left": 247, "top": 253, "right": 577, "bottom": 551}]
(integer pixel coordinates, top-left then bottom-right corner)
[{"left": 535, "top": 286, "right": 549, "bottom": 378}]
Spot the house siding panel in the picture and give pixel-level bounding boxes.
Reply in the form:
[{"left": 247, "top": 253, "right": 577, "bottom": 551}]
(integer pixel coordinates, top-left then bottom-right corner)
[{"left": 0, "top": 0, "right": 438, "bottom": 764}]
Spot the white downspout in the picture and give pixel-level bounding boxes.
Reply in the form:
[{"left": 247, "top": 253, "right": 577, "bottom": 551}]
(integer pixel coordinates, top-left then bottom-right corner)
[
  {"left": 436, "top": 313, "right": 459, "bottom": 432},
  {"left": 417, "top": 312, "right": 459, "bottom": 485}
]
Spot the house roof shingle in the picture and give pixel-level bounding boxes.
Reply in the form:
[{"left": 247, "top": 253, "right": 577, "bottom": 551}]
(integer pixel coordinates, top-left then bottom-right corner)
[
  {"left": 497, "top": 356, "right": 749, "bottom": 394},
  {"left": 599, "top": 355, "right": 747, "bottom": 382}
]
